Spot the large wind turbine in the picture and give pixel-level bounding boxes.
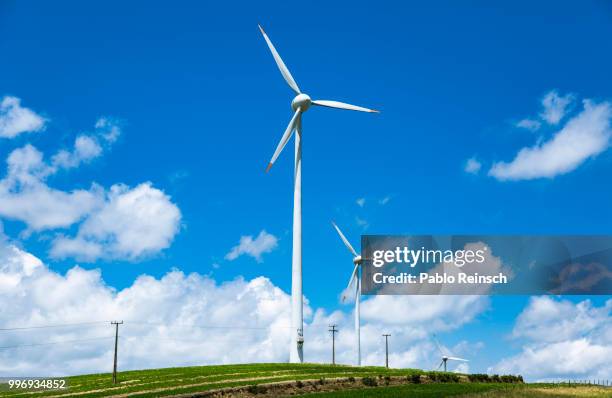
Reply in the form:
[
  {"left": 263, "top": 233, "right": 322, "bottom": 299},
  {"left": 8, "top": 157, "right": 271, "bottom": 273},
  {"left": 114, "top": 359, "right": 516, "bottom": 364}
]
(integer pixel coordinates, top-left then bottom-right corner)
[
  {"left": 433, "top": 334, "right": 469, "bottom": 372},
  {"left": 259, "top": 25, "right": 378, "bottom": 363},
  {"left": 331, "top": 222, "right": 363, "bottom": 366}
]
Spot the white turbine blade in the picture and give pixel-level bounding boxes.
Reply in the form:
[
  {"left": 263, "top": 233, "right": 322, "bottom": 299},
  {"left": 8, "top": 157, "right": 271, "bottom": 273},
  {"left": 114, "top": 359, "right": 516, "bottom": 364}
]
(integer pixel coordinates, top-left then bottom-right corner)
[
  {"left": 341, "top": 264, "right": 359, "bottom": 303},
  {"left": 312, "top": 100, "right": 379, "bottom": 113},
  {"left": 436, "top": 360, "right": 444, "bottom": 370},
  {"left": 258, "top": 25, "right": 301, "bottom": 95},
  {"left": 447, "top": 357, "right": 469, "bottom": 362},
  {"left": 266, "top": 109, "right": 301, "bottom": 172},
  {"left": 331, "top": 221, "right": 358, "bottom": 257},
  {"left": 432, "top": 334, "right": 446, "bottom": 356}
]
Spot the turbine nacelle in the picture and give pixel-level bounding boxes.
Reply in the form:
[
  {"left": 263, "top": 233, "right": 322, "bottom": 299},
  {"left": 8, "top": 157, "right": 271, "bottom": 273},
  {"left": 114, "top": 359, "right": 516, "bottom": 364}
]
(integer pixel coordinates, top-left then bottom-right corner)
[
  {"left": 291, "top": 93, "right": 311, "bottom": 112},
  {"left": 353, "top": 255, "right": 362, "bottom": 265}
]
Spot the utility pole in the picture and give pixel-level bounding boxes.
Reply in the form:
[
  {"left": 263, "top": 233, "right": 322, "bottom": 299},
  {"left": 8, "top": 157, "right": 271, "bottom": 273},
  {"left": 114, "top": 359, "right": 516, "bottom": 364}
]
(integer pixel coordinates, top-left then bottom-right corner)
[
  {"left": 383, "top": 334, "right": 391, "bottom": 368},
  {"left": 328, "top": 325, "right": 338, "bottom": 365},
  {"left": 111, "top": 321, "right": 123, "bottom": 384}
]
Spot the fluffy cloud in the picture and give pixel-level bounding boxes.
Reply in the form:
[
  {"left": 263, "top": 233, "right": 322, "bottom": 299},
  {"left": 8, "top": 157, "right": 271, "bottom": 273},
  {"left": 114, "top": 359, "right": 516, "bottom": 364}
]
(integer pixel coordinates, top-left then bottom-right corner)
[
  {"left": 540, "top": 91, "right": 574, "bottom": 125},
  {"left": 0, "top": 118, "right": 123, "bottom": 231},
  {"left": 356, "top": 198, "right": 366, "bottom": 207},
  {"left": 378, "top": 196, "right": 391, "bottom": 205},
  {"left": 225, "top": 230, "right": 278, "bottom": 262},
  {"left": 51, "top": 183, "right": 181, "bottom": 261},
  {"left": 464, "top": 157, "right": 481, "bottom": 174},
  {"left": 52, "top": 118, "right": 121, "bottom": 170},
  {"left": 0, "top": 145, "right": 102, "bottom": 231},
  {"left": 355, "top": 216, "right": 369, "bottom": 229},
  {"left": 490, "top": 297, "right": 612, "bottom": 380},
  {"left": 510, "top": 296, "right": 611, "bottom": 343},
  {"left": 516, "top": 118, "right": 541, "bottom": 131},
  {"left": 489, "top": 99, "right": 612, "bottom": 180},
  {"left": 0, "top": 118, "right": 180, "bottom": 261},
  {"left": 0, "top": 96, "right": 46, "bottom": 138},
  {"left": 0, "top": 239, "right": 487, "bottom": 376}
]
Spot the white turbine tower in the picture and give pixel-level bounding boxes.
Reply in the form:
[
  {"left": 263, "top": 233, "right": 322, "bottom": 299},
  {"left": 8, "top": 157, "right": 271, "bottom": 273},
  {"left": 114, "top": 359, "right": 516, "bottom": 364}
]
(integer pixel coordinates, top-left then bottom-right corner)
[
  {"left": 433, "top": 334, "right": 469, "bottom": 372},
  {"left": 331, "top": 221, "right": 363, "bottom": 366},
  {"left": 259, "top": 25, "right": 378, "bottom": 363}
]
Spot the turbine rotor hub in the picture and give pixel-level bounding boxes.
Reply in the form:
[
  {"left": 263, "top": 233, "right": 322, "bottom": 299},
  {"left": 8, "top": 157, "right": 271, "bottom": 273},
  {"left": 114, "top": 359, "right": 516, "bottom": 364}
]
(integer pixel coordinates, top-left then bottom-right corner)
[
  {"left": 291, "top": 93, "right": 311, "bottom": 111},
  {"left": 353, "top": 255, "right": 362, "bottom": 265}
]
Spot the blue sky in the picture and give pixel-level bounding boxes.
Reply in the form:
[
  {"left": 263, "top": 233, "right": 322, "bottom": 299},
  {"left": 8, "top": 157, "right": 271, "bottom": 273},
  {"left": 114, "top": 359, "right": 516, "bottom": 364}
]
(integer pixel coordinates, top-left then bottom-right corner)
[{"left": 0, "top": 0, "right": 611, "bottom": 378}]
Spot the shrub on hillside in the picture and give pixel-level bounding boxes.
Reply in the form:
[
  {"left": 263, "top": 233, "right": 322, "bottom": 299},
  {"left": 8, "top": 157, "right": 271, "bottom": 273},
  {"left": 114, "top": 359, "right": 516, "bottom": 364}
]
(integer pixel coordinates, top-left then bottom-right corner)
[
  {"left": 468, "top": 374, "right": 491, "bottom": 383},
  {"left": 362, "top": 377, "right": 378, "bottom": 387},
  {"left": 427, "top": 372, "right": 459, "bottom": 383},
  {"left": 467, "top": 374, "right": 524, "bottom": 383},
  {"left": 410, "top": 374, "right": 422, "bottom": 384}
]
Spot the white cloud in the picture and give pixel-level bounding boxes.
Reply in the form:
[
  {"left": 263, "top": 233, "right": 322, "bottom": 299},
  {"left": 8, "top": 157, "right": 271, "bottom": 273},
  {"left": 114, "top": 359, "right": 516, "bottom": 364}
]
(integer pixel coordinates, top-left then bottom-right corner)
[
  {"left": 51, "top": 118, "right": 121, "bottom": 170},
  {"left": 0, "top": 118, "right": 178, "bottom": 261},
  {"left": 489, "top": 99, "right": 612, "bottom": 180},
  {"left": 51, "top": 183, "right": 181, "bottom": 262},
  {"left": 94, "top": 117, "right": 121, "bottom": 143},
  {"left": 361, "top": 295, "right": 488, "bottom": 331},
  {"left": 464, "top": 157, "right": 482, "bottom": 174},
  {"left": 225, "top": 230, "right": 278, "bottom": 262},
  {"left": 356, "top": 198, "right": 366, "bottom": 207},
  {"left": 510, "top": 296, "right": 611, "bottom": 343},
  {"left": 52, "top": 135, "right": 102, "bottom": 170},
  {"left": 454, "top": 362, "right": 470, "bottom": 374},
  {"left": 540, "top": 90, "right": 574, "bottom": 125},
  {"left": 0, "top": 239, "right": 488, "bottom": 376},
  {"left": 378, "top": 196, "right": 391, "bottom": 205},
  {"left": 490, "top": 297, "right": 612, "bottom": 380},
  {"left": 516, "top": 118, "right": 541, "bottom": 131},
  {"left": 0, "top": 122, "right": 115, "bottom": 233},
  {"left": 355, "top": 216, "right": 369, "bottom": 229},
  {"left": 0, "top": 96, "right": 46, "bottom": 138},
  {"left": 0, "top": 145, "right": 103, "bottom": 231}
]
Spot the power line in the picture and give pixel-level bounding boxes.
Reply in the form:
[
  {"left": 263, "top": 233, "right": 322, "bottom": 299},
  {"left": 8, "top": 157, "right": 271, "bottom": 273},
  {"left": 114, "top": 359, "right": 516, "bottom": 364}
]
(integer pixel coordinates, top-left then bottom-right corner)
[
  {"left": 126, "top": 321, "right": 332, "bottom": 331},
  {"left": 1, "top": 320, "right": 334, "bottom": 333},
  {"left": 0, "top": 336, "right": 115, "bottom": 350},
  {"left": 125, "top": 321, "right": 283, "bottom": 330},
  {"left": 0, "top": 321, "right": 110, "bottom": 331}
]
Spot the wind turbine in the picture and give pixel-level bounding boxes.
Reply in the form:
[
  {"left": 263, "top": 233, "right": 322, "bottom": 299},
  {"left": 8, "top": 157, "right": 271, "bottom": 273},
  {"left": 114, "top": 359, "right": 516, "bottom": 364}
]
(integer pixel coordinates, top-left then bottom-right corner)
[
  {"left": 433, "top": 334, "right": 469, "bottom": 372},
  {"left": 331, "top": 221, "right": 363, "bottom": 366},
  {"left": 259, "top": 25, "right": 378, "bottom": 363}
]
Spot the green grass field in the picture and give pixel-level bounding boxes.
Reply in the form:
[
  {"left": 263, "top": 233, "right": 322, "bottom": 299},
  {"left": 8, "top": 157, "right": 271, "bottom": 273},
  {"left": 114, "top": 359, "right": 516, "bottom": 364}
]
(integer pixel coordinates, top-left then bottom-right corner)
[{"left": 0, "top": 364, "right": 608, "bottom": 398}]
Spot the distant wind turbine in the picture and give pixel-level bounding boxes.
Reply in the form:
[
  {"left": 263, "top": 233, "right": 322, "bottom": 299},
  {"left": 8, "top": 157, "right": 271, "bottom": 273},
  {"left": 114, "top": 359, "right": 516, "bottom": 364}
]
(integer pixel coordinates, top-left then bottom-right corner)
[
  {"left": 259, "top": 25, "right": 379, "bottom": 363},
  {"left": 433, "top": 334, "right": 469, "bottom": 372},
  {"left": 331, "top": 221, "right": 363, "bottom": 366}
]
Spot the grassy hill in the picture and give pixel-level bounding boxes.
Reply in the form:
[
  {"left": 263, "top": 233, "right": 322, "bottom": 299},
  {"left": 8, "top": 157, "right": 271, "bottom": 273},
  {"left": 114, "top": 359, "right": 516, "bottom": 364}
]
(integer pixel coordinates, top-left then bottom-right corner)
[{"left": 0, "top": 363, "right": 608, "bottom": 397}]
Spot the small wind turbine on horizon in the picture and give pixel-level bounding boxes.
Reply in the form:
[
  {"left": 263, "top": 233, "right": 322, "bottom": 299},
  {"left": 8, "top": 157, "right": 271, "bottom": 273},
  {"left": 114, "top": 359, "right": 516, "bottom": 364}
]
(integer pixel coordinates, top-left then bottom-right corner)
[
  {"left": 258, "top": 25, "right": 379, "bottom": 363},
  {"left": 433, "top": 334, "right": 469, "bottom": 372},
  {"left": 331, "top": 221, "right": 363, "bottom": 366}
]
